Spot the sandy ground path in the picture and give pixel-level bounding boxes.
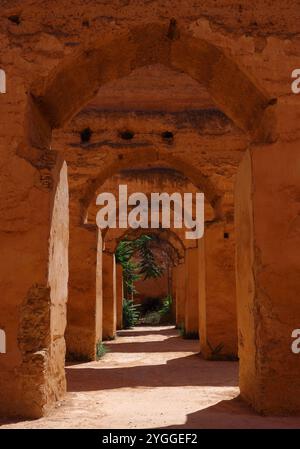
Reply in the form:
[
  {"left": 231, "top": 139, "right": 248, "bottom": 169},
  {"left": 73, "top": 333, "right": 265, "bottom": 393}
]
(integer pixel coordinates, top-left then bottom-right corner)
[{"left": 1, "top": 326, "right": 300, "bottom": 429}]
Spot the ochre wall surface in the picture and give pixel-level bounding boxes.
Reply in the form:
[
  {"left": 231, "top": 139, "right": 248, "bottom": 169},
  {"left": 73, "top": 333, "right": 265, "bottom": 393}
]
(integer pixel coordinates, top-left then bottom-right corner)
[
  {"left": 0, "top": 0, "right": 299, "bottom": 418},
  {"left": 236, "top": 145, "right": 300, "bottom": 414}
]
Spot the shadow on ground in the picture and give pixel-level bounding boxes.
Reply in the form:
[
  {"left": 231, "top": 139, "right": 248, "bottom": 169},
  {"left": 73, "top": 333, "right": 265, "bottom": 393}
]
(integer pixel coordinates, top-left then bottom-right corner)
[
  {"left": 104, "top": 336, "right": 198, "bottom": 353},
  {"left": 2, "top": 326, "right": 300, "bottom": 429},
  {"left": 66, "top": 327, "right": 237, "bottom": 392},
  {"left": 160, "top": 396, "right": 300, "bottom": 429}
]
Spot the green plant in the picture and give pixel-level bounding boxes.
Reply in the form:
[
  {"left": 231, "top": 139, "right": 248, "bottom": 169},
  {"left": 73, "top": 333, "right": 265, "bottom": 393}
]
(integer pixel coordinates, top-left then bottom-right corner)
[
  {"left": 115, "top": 240, "right": 135, "bottom": 264},
  {"left": 177, "top": 322, "right": 185, "bottom": 336},
  {"left": 159, "top": 294, "right": 172, "bottom": 316},
  {"left": 115, "top": 235, "right": 164, "bottom": 300},
  {"left": 123, "top": 298, "right": 140, "bottom": 329},
  {"left": 136, "top": 235, "right": 164, "bottom": 280},
  {"left": 96, "top": 340, "right": 108, "bottom": 360},
  {"left": 116, "top": 240, "right": 140, "bottom": 299},
  {"left": 122, "top": 260, "right": 140, "bottom": 297},
  {"left": 158, "top": 294, "right": 173, "bottom": 324}
]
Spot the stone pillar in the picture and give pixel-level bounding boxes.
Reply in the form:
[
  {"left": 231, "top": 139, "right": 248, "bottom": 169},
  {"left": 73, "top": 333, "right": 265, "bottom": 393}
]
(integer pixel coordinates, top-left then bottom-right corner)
[
  {"left": 0, "top": 155, "right": 69, "bottom": 419},
  {"left": 66, "top": 220, "right": 102, "bottom": 361},
  {"left": 116, "top": 264, "right": 123, "bottom": 330},
  {"left": 198, "top": 222, "right": 238, "bottom": 360},
  {"left": 174, "top": 263, "right": 185, "bottom": 328},
  {"left": 102, "top": 252, "right": 117, "bottom": 340},
  {"left": 184, "top": 247, "right": 199, "bottom": 337},
  {"left": 236, "top": 147, "right": 300, "bottom": 414},
  {"left": 170, "top": 266, "right": 176, "bottom": 321}
]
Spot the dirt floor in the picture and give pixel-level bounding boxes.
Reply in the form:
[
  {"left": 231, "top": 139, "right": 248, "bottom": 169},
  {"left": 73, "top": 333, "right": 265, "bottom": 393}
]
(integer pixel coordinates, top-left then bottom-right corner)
[{"left": 1, "top": 326, "right": 300, "bottom": 429}]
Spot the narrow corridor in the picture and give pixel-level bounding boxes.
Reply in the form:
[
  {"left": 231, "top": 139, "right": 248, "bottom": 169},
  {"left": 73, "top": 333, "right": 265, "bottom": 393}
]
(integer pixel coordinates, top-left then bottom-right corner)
[{"left": 1, "top": 327, "right": 300, "bottom": 429}]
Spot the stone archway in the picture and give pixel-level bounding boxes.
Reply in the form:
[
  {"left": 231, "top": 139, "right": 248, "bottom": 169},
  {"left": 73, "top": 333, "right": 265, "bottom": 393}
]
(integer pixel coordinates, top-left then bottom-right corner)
[
  {"left": 28, "top": 21, "right": 276, "bottom": 145},
  {"left": 2, "top": 17, "right": 298, "bottom": 420},
  {"left": 79, "top": 148, "right": 222, "bottom": 221},
  {"left": 104, "top": 227, "right": 188, "bottom": 340},
  {"left": 66, "top": 165, "right": 202, "bottom": 360}
]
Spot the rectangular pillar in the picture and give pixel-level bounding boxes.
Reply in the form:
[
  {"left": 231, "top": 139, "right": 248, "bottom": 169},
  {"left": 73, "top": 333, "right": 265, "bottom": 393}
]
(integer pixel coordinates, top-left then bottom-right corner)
[
  {"left": 116, "top": 264, "right": 123, "bottom": 330},
  {"left": 102, "top": 252, "right": 117, "bottom": 340},
  {"left": 236, "top": 146, "right": 300, "bottom": 414},
  {"left": 66, "top": 222, "right": 103, "bottom": 361},
  {"left": 199, "top": 222, "right": 238, "bottom": 360},
  {"left": 184, "top": 247, "right": 199, "bottom": 337},
  {"left": 174, "top": 264, "right": 185, "bottom": 328},
  {"left": 0, "top": 157, "right": 69, "bottom": 418},
  {"left": 170, "top": 266, "right": 176, "bottom": 321}
]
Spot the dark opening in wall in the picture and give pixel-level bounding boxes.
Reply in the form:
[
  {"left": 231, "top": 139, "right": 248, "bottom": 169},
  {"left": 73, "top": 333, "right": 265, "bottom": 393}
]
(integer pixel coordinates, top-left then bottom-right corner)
[
  {"left": 8, "top": 15, "right": 21, "bottom": 25},
  {"left": 80, "top": 127, "right": 92, "bottom": 143},
  {"left": 224, "top": 232, "right": 229, "bottom": 239},
  {"left": 119, "top": 130, "right": 134, "bottom": 140},
  {"left": 162, "top": 131, "right": 174, "bottom": 141}
]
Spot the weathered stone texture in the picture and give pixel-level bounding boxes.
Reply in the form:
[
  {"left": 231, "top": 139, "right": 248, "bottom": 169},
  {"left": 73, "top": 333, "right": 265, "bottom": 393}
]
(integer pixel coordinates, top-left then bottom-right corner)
[{"left": 0, "top": 0, "right": 299, "bottom": 418}]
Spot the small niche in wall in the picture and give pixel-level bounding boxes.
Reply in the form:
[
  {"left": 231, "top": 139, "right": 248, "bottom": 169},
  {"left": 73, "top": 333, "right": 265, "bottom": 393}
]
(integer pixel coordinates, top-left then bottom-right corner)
[
  {"left": 0, "top": 329, "right": 6, "bottom": 353},
  {"left": 80, "top": 127, "right": 92, "bottom": 143},
  {"left": 224, "top": 232, "right": 229, "bottom": 239},
  {"left": 0, "top": 69, "right": 6, "bottom": 94},
  {"left": 161, "top": 131, "right": 174, "bottom": 141},
  {"left": 8, "top": 15, "right": 21, "bottom": 25},
  {"left": 119, "top": 130, "right": 134, "bottom": 140}
]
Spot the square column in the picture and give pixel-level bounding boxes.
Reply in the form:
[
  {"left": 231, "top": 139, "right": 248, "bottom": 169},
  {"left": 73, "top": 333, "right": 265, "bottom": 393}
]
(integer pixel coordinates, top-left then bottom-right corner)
[
  {"left": 116, "top": 264, "right": 123, "bottom": 330},
  {"left": 0, "top": 157, "right": 69, "bottom": 418},
  {"left": 184, "top": 247, "right": 199, "bottom": 337},
  {"left": 198, "top": 222, "right": 238, "bottom": 360},
  {"left": 174, "top": 264, "right": 186, "bottom": 328},
  {"left": 102, "top": 252, "right": 117, "bottom": 340},
  {"left": 66, "top": 224, "right": 103, "bottom": 361},
  {"left": 236, "top": 146, "right": 300, "bottom": 414}
]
